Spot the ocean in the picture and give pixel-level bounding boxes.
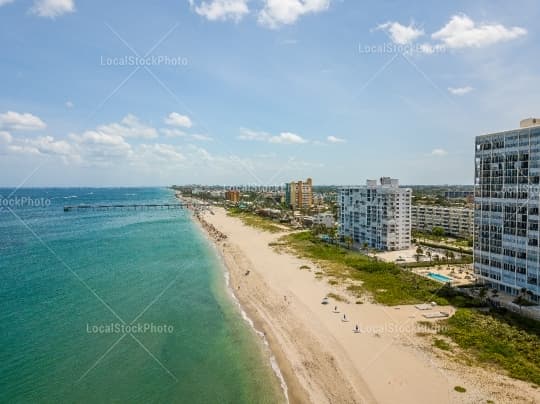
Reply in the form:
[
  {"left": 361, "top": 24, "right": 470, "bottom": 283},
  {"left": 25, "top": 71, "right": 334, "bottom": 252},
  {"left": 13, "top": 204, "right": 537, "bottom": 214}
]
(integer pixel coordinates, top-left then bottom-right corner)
[{"left": 0, "top": 187, "right": 284, "bottom": 403}]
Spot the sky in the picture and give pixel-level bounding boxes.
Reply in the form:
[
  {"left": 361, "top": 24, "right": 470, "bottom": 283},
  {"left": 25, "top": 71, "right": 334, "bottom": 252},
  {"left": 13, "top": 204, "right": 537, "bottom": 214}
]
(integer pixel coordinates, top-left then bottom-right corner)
[{"left": 0, "top": 0, "right": 539, "bottom": 187}]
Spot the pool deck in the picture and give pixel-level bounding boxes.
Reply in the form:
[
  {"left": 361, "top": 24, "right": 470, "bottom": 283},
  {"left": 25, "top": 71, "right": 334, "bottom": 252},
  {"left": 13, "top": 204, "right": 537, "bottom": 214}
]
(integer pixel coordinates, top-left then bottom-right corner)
[{"left": 412, "top": 266, "right": 475, "bottom": 286}]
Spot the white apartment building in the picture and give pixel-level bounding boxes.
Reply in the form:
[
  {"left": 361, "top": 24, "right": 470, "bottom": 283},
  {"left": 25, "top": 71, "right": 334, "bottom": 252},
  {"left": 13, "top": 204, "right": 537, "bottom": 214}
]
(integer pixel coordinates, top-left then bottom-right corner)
[
  {"left": 412, "top": 205, "right": 474, "bottom": 238},
  {"left": 338, "top": 178, "right": 412, "bottom": 251},
  {"left": 313, "top": 212, "right": 335, "bottom": 228},
  {"left": 474, "top": 118, "right": 540, "bottom": 302}
]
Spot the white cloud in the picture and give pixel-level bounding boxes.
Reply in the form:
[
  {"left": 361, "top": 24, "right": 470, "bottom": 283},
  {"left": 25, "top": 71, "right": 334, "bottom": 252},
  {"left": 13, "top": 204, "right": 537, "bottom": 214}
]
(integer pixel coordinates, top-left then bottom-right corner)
[
  {"left": 164, "top": 112, "right": 193, "bottom": 128},
  {"left": 327, "top": 135, "right": 345, "bottom": 143},
  {"left": 448, "top": 86, "right": 473, "bottom": 96},
  {"left": 377, "top": 21, "right": 424, "bottom": 45},
  {"left": 269, "top": 132, "right": 307, "bottom": 144},
  {"left": 189, "top": 0, "right": 249, "bottom": 22},
  {"left": 68, "top": 130, "right": 133, "bottom": 164},
  {"left": 0, "top": 131, "right": 13, "bottom": 143},
  {"left": 432, "top": 14, "right": 526, "bottom": 48},
  {"left": 258, "top": 0, "right": 331, "bottom": 29},
  {"left": 98, "top": 114, "right": 158, "bottom": 139},
  {"left": 431, "top": 148, "right": 448, "bottom": 156},
  {"left": 237, "top": 127, "right": 270, "bottom": 141},
  {"left": 136, "top": 143, "right": 185, "bottom": 163},
  {"left": 6, "top": 134, "right": 80, "bottom": 163},
  {"left": 191, "top": 134, "right": 212, "bottom": 141},
  {"left": 0, "top": 111, "right": 46, "bottom": 131},
  {"left": 0, "top": 0, "right": 15, "bottom": 7},
  {"left": 238, "top": 127, "right": 307, "bottom": 144},
  {"left": 65, "top": 101, "right": 74, "bottom": 108},
  {"left": 161, "top": 128, "right": 187, "bottom": 138},
  {"left": 30, "top": 0, "right": 75, "bottom": 18},
  {"left": 29, "top": 136, "right": 75, "bottom": 156}
]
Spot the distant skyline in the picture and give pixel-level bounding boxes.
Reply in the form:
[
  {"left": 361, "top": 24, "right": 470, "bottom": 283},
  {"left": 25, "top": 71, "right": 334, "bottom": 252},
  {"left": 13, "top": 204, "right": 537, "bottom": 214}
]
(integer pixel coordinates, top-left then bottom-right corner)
[{"left": 1, "top": 0, "right": 539, "bottom": 187}]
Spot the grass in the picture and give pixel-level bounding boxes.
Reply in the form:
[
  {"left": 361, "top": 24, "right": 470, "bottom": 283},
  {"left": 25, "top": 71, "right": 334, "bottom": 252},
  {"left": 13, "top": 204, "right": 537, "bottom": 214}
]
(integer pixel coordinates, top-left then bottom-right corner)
[
  {"left": 439, "top": 308, "right": 540, "bottom": 386},
  {"left": 327, "top": 292, "right": 348, "bottom": 303},
  {"left": 433, "top": 338, "right": 452, "bottom": 351},
  {"left": 417, "top": 240, "right": 473, "bottom": 255},
  {"left": 281, "top": 231, "right": 451, "bottom": 306},
  {"left": 413, "top": 230, "right": 473, "bottom": 249},
  {"left": 400, "top": 257, "right": 473, "bottom": 268},
  {"left": 227, "top": 209, "right": 285, "bottom": 233},
  {"left": 454, "top": 386, "right": 467, "bottom": 393}
]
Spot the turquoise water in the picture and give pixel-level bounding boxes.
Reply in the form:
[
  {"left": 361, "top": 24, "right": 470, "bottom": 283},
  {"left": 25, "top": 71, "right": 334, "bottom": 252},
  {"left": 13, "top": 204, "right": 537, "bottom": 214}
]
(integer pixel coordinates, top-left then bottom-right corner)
[
  {"left": 428, "top": 272, "right": 452, "bottom": 283},
  {"left": 0, "top": 188, "right": 283, "bottom": 403}
]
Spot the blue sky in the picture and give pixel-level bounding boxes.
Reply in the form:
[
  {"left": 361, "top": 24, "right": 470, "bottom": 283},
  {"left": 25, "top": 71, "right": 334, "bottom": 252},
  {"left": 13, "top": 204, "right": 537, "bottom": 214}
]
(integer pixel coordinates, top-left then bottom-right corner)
[{"left": 0, "top": 0, "right": 538, "bottom": 186}]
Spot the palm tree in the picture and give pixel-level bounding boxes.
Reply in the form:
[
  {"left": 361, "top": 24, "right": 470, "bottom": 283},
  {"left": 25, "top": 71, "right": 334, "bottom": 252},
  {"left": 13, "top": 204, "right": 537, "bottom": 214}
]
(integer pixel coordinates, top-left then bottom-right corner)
[
  {"left": 447, "top": 251, "right": 455, "bottom": 268},
  {"left": 478, "top": 287, "right": 488, "bottom": 304},
  {"left": 426, "top": 250, "right": 432, "bottom": 263},
  {"left": 515, "top": 287, "right": 529, "bottom": 313}
]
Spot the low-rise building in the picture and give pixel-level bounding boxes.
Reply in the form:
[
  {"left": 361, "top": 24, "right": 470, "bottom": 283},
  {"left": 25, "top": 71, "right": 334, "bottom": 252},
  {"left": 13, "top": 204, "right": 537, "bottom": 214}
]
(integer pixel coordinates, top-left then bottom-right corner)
[
  {"left": 411, "top": 205, "right": 473, "bottom": 238},
  {"left": 313, "top": 212, "right": 335, "bottom": 228}
]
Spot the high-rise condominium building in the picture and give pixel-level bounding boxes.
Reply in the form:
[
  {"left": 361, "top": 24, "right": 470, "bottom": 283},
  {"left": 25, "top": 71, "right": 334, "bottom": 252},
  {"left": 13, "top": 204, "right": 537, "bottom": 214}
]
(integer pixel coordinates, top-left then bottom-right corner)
[
  {"left": 474, "top": 118, "right": 540, "bottom": 302},
  {"left": 338, "top": 178, "right": 412, "bottom": 251},
  {"left": 412, "top": 205, "right": 474, "bottom": 238},
  {"left": 225, "top": 190, "right": 240, "bottom": 203},
  {"left": 285, "top": 178, "right": 313, "bottom": 209}
]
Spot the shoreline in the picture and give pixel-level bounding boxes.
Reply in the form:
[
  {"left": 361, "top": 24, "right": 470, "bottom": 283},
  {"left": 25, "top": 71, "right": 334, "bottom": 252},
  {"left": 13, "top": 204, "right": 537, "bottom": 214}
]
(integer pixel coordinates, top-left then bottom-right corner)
[
  {"left": 192, "top": 207, "right": 296, "bottom": 404},
  {"left": 200, "top": 218, "right": 291, "bottom": 403},
  {"left": 181, "top": 195, "right": 540, "bottom": 404},
  {"left": 186, "top": 202, "right": 377, "bottom": 403}
]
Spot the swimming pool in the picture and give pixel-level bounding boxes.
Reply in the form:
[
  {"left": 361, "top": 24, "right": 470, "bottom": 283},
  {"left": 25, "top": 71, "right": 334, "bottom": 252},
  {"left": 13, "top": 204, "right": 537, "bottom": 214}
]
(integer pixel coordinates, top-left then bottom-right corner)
[{"left": 428, "top": 272, "right": 452, "bottom": 283}]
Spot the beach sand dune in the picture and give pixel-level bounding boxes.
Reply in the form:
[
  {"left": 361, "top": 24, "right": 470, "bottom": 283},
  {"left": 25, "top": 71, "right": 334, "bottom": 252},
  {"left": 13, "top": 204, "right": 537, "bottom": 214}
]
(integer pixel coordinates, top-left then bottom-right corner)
[{"left": 196, "top": 206, "right": 540, "bottom": 404}]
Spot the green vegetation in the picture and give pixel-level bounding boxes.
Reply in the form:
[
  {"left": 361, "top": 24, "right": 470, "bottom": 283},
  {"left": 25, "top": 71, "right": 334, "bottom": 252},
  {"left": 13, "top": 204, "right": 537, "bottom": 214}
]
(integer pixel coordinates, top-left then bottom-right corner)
[
  {"left": 431, "top": 227, "right": 445, "bottom": 237},
  {"left": 413, "top": 230, "right": 473, "bottom": 251},
  {"left": 454, "top": 386, "right": 467, "bottom": 393},
  {"left": 327, "top": 292, "right": 348, "bottom": 303},
  {"left": 417, "top": 240, "right": 473, "bottom": 255},
  {"left": 433, "top": 338, "right": 452, "bottom": 351},
  {"left": 227, "top": 209, "right": 284, "bottom": 233},
  {"left": 440, "top": 309, "right": 540, "bottom": 386},
  {"left": 281, "top": 231, "right": 451, "bottom": 306},
  {"left": 400, "top": 257, "right": 472, "bottom": 269}
]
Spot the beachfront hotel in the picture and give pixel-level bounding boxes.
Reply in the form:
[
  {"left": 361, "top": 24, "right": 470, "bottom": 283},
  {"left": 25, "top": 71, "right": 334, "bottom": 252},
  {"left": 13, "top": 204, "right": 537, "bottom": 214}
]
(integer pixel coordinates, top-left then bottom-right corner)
[
  {"left": 474, "top": 118, "right": 540, "bottom": 302},
  {"left": 338, "top": 178, "right": 412, "bottom": 251},
  {"left": 412, "top": 205, "right": 474, "bottom": 238},
  {"left": 285, "top": 178, "right": 313, "bottom": 209}
]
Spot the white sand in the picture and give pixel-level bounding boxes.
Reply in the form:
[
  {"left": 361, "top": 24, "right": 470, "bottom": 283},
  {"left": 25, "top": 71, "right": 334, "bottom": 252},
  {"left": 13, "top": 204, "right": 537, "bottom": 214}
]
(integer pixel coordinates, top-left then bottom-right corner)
[{"left": 196, "top": 206, "right": 540, "bottom": 404}]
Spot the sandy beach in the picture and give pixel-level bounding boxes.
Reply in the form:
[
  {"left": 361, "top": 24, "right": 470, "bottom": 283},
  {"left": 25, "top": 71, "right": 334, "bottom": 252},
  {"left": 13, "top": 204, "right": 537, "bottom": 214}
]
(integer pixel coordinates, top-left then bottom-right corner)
[{"left": 193, "top": 204, "right": 540, "bottom": 404}]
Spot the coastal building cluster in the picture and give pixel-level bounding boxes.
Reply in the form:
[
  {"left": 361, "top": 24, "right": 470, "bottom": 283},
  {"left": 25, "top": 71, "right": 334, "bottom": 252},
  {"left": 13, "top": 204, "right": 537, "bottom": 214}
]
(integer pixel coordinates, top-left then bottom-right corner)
[{"left": 178, "top": 117, "right": 540, "bottom": 305}]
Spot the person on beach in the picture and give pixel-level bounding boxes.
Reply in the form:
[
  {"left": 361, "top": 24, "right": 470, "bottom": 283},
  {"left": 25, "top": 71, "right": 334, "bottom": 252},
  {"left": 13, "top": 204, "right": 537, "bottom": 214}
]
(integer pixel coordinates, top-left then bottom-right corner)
[{"left": 355, "top": 325, "right": 359, "bottom": 333}]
